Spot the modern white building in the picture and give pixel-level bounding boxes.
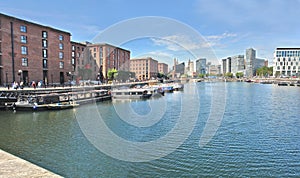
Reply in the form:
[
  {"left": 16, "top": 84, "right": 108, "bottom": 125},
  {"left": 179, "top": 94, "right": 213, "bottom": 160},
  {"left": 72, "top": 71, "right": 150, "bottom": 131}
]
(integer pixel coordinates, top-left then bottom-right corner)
[
  {"left": 231, "top": 55, "right": 245, "bottom": 76},
  {"left": 273, "top": 48, "right": 300, "bottom": 77},
  {"left": 222, "top": 57, "right": 231, "bottom": 74}
]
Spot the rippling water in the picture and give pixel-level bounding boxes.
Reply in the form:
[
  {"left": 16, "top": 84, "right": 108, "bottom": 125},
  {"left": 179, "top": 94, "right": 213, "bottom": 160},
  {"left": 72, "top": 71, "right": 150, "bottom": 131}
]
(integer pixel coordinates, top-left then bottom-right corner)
[{"left": 0, "top": 82, "right": 299, "bottom": 177}]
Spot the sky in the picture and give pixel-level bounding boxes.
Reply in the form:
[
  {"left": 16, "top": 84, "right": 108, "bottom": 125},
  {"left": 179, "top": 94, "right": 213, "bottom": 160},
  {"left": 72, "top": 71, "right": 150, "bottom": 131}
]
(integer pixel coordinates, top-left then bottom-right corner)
[{"left": 1, "top": 0, "right": 300, "bottom": 66}]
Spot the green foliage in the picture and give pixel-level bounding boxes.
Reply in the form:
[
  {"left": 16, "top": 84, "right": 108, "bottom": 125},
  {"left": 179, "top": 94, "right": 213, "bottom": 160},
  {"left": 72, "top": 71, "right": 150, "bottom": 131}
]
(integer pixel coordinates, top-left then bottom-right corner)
[
  {"left": 256, "top": 66, "right": 273, "bottom": 77},
  {"left": 107, "top": 68, "right": 118, "bottom": 80},
  {"left": 225, "top": 72, "right": 233, "bottom": 78},
  {"left": 198, "top": 73, "right": 205, "bottom": 78},
  {"left": 236, "top": 72, "right": 244, "bottom": 78}
]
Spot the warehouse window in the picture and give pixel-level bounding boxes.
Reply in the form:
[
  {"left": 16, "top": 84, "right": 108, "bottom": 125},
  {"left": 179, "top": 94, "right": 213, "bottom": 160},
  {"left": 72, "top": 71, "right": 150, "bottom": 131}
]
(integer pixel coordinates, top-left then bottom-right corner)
[
  {"left": 21, "top": 46, "right": 27, "bottom": 55},
  {"left": 20, "top": 25, "right": 27, "bottom": 32},
  {"left": 22, "top": 58, "right": 28, "bottom": 66}
]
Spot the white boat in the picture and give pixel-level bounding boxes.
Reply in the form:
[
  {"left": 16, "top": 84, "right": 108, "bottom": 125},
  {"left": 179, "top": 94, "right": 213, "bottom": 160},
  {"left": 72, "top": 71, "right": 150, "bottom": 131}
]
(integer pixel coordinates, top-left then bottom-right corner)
[
  {"left": 13, "top": 100, "right": 48, "bottom": 111},
  {"left": 170, "top": 83, "right": 184, "bottom": 91},
  {"left": 47, "top": 101, "right": 79, "bottom": 110},
  {"left": 111, "top": 88, "right": 154, "bottom": 100}
]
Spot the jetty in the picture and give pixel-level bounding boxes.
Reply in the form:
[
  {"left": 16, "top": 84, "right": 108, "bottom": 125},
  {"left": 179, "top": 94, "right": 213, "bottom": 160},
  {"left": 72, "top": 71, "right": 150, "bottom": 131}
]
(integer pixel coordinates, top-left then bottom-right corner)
[
  {"left": 0, "top": 149, "right": 61, "bottom": 177},
  {"left": 0, "top": 80, "right": 164, "bottom": 110}
]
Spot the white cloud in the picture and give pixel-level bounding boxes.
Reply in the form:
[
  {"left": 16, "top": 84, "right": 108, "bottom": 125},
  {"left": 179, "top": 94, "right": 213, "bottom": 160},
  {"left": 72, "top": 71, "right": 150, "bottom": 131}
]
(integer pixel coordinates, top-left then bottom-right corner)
[
  {"left": 151, "top": 34, "right": 211, "bottom": 52},
  {"left": 150, "top": 32, "right": 239, "bottom": 53},
  {"left": 205, "top": 32, "right": 238, "bottom": 48}
]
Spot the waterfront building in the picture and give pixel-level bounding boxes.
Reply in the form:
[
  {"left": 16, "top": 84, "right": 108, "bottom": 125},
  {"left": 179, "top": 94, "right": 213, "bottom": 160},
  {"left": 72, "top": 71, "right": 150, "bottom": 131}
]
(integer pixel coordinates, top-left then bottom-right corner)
[
  {"left": 87, "top": 43, "right": 130, "bottom": 81},
  {"left": 231, "top": 55, "right": 245, "bottom": 76},
  {"left": 273, "top": 47, "right": 300, "bottom": 77},
  {"left": 253, "top": 58, "right": 266, "bottom": 75},
  {"left": 222, "top": 48, "right": 266, "bottom": 77},
  {"left": 158, "top": 62, "right": 168, "bottom": 75},
  {"left": 208, "top": 64, "right": 221, "bottom": 75},
  {"left": 0, "top": 13, "right": 72, "bottom": 85},
  {"left": 222, "top": 57, "right": 232, "bottom": 74},
  {"left": 71, "top": 41, "right": 86, "bottom": 81},
  {"left": 171, "top": 58, "right": 185, "bottom": 78},
  {"left": 196, "top": 58, "right": 207, "bottom": 75},
  {"left": 245, "top": 48, "right": 256, "bottom": 77},
  {"left": 130, "top": 57, "right": 158, "bottom": 80},
  {"left": 185, "top": 59, "right": 195, "bottom": 77},
  {"left": 174, "top": 62, "right": 185, "bottom": 78}
]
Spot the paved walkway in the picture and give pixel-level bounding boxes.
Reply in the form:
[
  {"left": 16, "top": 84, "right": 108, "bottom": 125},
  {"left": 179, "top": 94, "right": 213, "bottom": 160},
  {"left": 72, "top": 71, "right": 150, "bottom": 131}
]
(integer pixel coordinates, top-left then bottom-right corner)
[{"left": 0, "top": 149, "right": 62, "bottom": 178}]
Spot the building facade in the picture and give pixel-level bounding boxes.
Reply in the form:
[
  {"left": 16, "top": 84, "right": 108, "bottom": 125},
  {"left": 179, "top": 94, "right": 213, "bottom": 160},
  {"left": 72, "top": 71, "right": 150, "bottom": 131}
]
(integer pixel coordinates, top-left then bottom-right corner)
[
  {"left": 174, "top": 62, "right": 185, "bottom": 77},
  {"left": 196, "top": 58, "right": 206, "bottom": 74},
  {"left": 208, "top": 64, "right": 221, "bottom": 75},
  {"left": 86, "top": 43, "right": 130, "bottom": 81},
  {"left": 0, "top": 13, "right": 72, "bottom": 86},
  {"left": 158, "top": 62, "right": 168, "bottom": 75},
  {"left": 130, "top": 57, "right": 158, "bottom": 80},
  {"left": 273, "top": 48, "right": 300, "bottom": 77},
  {"left": 221, "top": 57, "right": 232, "bottom": 75},
  {"left": 245, "top": 48, "right": 256, "bottom": 77},
  {"left": 71, "top": 41, "right": 87, "bottom": 80},
  {"left": 231, "top": 55, "right": 245, "bottom": 76}
]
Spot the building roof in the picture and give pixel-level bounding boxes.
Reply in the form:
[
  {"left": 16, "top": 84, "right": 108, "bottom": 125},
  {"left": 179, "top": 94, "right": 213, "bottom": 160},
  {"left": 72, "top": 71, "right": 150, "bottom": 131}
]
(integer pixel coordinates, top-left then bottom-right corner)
[
  {"left": 87, "top": 43, "right": 130, "bottom": 52},
  {"left": 71, "top": 41, "right": 87, "bottom": 46},
  {"left": 130, "top": 57, "right": 158, "bottom": 62},
  {"left": 276, "top": 47, "right": 300, "bottom": 50},
  {"left": 0, "top": 13, "right": 71, "bottom": 35}
]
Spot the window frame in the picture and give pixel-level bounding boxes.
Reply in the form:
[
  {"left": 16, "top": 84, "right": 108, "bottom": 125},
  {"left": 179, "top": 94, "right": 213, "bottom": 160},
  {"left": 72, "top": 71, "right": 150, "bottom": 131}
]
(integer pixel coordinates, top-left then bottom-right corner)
[
  {"left": 59, "top": 43, "right": 64, "bottom": 50},
  {"left": 20, "top": 25, "right": 27, "bottom": 32},
  {"left": 42, "top": 39, "right": 48, "bottom": 48},
  {"left": 43, "top": 59, "right": 48, "bottom": 68},
  {"left": 21, "top": 46, "right": 28, "bottom": 55},
  {"left": 42, "top": 31, "right": 48, "bottom": 38},
  {"left": 43, "top": 49, "right": 48, "bottom": 58},
  {"left": 59, "top": 35, "right": 64, "bottom": 41},
  {"left": 20, "top": 35, "right": 27, "bottom": 43},
  {"left": 59, "top": 52, "right": 64, "bottom": 59},
  {"left": 59, "top": 61, "right": 64, "bottom": 69},
  {"left": 21, "top": 57, "right": 28, "bottom": 66}
]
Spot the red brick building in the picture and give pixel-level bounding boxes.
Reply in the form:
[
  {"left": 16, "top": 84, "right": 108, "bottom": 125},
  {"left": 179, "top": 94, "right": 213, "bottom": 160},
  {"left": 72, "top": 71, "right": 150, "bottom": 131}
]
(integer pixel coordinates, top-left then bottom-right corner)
[
  {"left": 158, "top": 62, "right": 168, "bottom": 75},
  {"left": 87, "top": 43, "right": 130, "bottom": 80},
  {"left": 71, "top": 41, "right": 87, "bottom": 81},
  {"left": 130, "top": 57, "right": 158, "bottom": 80},
  {"left": 0, "top": 13, "right": 71, "bottom": 86}
]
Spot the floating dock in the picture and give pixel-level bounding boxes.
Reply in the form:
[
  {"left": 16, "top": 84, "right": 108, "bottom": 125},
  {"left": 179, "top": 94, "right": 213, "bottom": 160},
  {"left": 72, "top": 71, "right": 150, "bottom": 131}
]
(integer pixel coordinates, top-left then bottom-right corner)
[{"left": 0, "top": 149, "right": 61, "bottom": 178}]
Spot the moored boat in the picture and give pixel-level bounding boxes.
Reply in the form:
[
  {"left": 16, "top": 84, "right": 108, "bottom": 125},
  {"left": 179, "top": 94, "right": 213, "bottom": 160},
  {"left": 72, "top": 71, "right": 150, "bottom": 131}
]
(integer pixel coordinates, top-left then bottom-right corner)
[
  {"left": 47, "top": 101, "right": 79, "bottom": 110},
  {"left": 111, "top": 88, "right": 153, "bottom": 100}
]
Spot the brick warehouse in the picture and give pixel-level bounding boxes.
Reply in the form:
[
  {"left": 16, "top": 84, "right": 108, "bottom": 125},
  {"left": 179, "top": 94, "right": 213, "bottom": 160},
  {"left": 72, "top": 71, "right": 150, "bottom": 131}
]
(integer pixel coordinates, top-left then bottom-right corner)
[
  {"left": 0, "top": 13, "right": 72, "bottom": 86},
  {"left": 87, "top": 43, "right": 130, "bottom": 80}
]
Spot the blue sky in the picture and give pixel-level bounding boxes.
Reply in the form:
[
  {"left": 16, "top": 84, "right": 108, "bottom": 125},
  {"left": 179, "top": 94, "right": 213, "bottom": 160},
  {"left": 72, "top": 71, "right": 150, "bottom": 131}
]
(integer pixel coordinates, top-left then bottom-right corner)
[{"left": 1, "top": 0, "right": 300, "bottom": 66}]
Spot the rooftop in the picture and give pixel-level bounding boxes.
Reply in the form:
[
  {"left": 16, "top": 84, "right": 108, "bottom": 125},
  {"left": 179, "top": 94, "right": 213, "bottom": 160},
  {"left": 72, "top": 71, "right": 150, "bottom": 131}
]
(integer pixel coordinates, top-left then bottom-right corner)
[{"left": 0, "top": 13, "right": 71, "bottom": 35}]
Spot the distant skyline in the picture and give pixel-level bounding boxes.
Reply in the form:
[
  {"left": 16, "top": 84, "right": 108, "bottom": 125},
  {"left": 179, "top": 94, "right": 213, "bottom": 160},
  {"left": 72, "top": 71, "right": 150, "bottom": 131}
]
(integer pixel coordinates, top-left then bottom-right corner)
[{"left": 1, "top": 0, "right": 300, "bottom": 66}]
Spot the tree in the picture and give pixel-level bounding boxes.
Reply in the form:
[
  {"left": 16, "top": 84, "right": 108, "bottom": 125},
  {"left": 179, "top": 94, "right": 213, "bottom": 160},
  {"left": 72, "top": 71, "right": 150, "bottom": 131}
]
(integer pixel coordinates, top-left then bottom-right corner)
[
  {"left": 236, "top": 72, "right": 244, "bottom": 78},
  {"left": 256, "top": 66, "right": 273, "bottom": 77},
  {"left": 107, "top": 68, "right": 118, "bottom": 80},
  {"left": 225, "top": 72, "right": 233, "bottom": 78},
  {"left": 198, "top": 73, "right": 205, "bottom": 78}
]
